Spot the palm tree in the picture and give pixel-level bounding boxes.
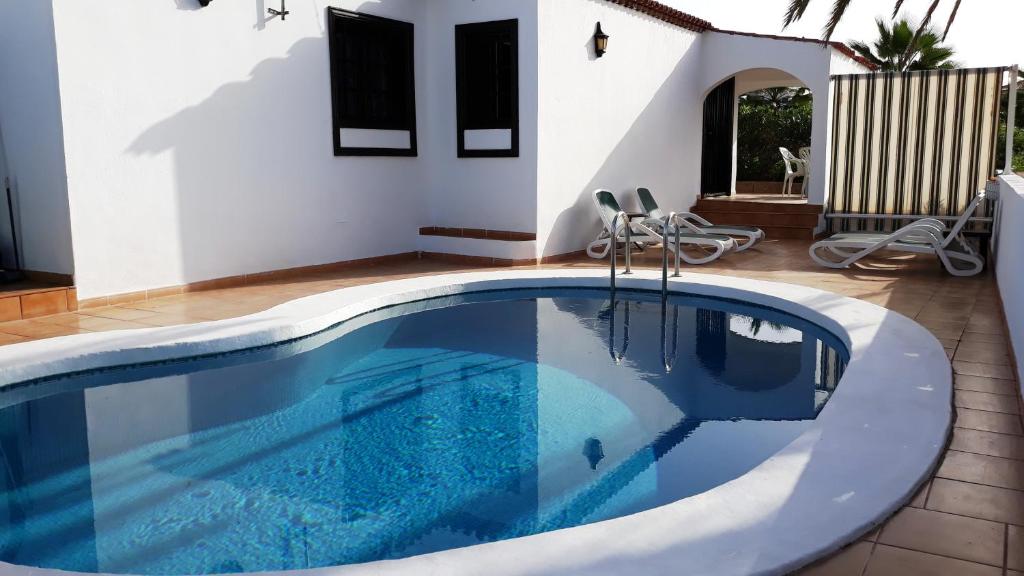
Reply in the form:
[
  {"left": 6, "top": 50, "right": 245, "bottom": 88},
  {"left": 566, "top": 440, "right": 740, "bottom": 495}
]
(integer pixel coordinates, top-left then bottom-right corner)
[
  {"left": 784, "top": 0, "right": 963, "bottom": 43},
  {"left": 848, "top": 19, "right": 957, "bottom": 72},
  {"left": 740, "top": 87, "right": 812, "bottom": 110}
]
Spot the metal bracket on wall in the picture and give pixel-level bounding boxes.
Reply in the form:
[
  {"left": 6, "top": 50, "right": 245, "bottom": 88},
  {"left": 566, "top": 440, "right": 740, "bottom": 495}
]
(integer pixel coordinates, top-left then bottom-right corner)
[{"left": 268, "top": 0, "right": 289, "bottom": 21}]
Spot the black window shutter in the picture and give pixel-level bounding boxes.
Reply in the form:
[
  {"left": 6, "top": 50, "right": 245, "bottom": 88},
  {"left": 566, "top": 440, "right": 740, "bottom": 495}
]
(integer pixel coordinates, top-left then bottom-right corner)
[
  {"left": 328, "top": 8, "right": 417, "bottom": 156},
  {"left": 456, "top": 19, "right": 519, "bottom": 158}
]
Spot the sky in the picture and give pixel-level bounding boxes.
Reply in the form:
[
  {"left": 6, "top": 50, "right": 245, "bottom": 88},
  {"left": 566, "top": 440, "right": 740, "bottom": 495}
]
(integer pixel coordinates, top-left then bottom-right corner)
[{"left": 663, "top": 0, "right": 1023, "bottom": 69}]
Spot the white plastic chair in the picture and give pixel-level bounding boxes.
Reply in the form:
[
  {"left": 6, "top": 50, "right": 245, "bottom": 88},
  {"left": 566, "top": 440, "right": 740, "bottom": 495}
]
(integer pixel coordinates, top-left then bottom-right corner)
[
  {"left": 798, "top": 147, "right": 811, "bottom": 196},
  {"left": 779, "top": 147, "right": 806, "bottom": 197}
]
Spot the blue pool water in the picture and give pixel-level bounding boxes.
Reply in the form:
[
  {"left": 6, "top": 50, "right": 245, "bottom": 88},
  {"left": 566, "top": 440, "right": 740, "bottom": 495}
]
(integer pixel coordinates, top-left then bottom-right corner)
[{"left": 0, "top": 289, "right": 846, "bottom": 575}]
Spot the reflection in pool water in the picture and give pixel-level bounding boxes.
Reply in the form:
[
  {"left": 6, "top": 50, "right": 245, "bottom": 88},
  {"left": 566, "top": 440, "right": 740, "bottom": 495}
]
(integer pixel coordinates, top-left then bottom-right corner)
[{"left": 0, "top": 289, "right": 846, "bottom": 575}]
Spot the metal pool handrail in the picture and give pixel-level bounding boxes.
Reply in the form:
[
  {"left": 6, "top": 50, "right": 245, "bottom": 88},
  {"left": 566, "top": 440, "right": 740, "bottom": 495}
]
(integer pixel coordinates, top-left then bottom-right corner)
[
  {"left": 610, "top": 211, "right": 632, "bottom": 292},
  {"left": 661, "top": 301, "right": 678, "bottom": 373},
  {"left": 661, "top": 212, "right": 682, "bottom": 301},
  {"left": 608, "top": 297, "right": 630, "bottom": 365}
]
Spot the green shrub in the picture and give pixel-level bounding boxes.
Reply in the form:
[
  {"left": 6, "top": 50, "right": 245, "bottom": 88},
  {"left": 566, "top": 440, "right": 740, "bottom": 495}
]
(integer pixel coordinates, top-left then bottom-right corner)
[{"left": 737, "top": 100, "right": 812, "bottom": 181}]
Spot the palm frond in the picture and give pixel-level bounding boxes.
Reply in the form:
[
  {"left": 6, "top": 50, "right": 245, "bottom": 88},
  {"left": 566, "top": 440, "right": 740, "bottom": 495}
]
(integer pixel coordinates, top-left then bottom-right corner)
[
  {"left": 848, "top": 41, "right": 885, "bottom": 67},
  {"left": 892, "top": 0, "right": 908, "bottom": 19},
  {"left": 783, "top": 0, "right": 813, "bottom": 28},
  {"left": 942, "top": 0, "right": 963, "bottom": 41},
  {"left": 822, "top": 0, "right": 855, "bottom": 40},
  {"left": 897, "top": 0, "right": 939, "bottom": 69}
]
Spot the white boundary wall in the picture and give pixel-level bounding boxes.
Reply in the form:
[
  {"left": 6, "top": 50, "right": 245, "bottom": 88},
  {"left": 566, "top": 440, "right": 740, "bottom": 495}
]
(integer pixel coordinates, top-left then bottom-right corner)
[{"left": 996, "top": 174, "right": 1024, "bottom": 392}]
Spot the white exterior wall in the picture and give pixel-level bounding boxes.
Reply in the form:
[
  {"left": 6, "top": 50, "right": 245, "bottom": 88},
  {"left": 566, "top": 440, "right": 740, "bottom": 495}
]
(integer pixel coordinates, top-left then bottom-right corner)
[
  {"left": 50, "top": 0, "right": 434, "bottom": 300},
  {"left": 50, "top": 0, "right": 540, "bottom": 299},
  {"left": 11, "top": 0, "right": 873, "bottom": 296},
  {"left": 0, "top": 0, "right": 75, "bottom": 275},
  {"left": 995, "top": 174, "right": 1024, "bottom": 393},
  {"left": 535, "top": 1, "right": 702, "bottom": 258},
  {"left": 421, "top": 0, "right": 539, "bottom": 234},
  {"left": 698, "top": 32, "right": 835, "bottom": 206}
]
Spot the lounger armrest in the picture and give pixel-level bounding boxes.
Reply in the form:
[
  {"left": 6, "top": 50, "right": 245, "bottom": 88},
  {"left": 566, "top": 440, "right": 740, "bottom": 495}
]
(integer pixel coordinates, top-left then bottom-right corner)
[
  {"left": 888, "top": 221, "right": 946, "bottom": 245},
  {"left": 641, "top": 216, "right": 702, "bottom": 235},
  {"left": 677, "top": 212, "right": 712, "bottom": 227}
]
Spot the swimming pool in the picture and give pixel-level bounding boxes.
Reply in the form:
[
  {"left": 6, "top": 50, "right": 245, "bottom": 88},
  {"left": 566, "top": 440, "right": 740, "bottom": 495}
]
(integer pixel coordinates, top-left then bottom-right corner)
[{"left": 0, "top": 271, "right": 952, "bottom": 576}]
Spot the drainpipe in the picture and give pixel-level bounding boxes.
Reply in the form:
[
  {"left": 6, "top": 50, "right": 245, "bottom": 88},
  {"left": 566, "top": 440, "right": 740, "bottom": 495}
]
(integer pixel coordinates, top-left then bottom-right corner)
[{"left": 1007, "top": 65, "right": 1019, "bottom": 174}]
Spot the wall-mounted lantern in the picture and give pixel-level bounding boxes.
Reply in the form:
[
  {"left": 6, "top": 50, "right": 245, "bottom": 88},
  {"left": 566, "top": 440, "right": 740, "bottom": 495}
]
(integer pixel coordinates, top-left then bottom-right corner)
[
  {"left": 268, "top": 0, "right": 290, "bottom": 20},
  {"left": 594, "top": 22, "right": 609, "bottom": 58}
]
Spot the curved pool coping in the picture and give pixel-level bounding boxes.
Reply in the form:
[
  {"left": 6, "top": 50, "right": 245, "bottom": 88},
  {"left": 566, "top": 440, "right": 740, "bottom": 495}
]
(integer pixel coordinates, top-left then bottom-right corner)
[{"left": 0, "top": 270, "right": 952, "bottom": 576}]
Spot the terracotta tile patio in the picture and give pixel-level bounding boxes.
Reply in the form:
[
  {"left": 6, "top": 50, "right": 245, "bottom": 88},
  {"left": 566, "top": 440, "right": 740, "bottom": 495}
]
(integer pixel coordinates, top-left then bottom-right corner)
[{"left": 0, "top": 238, "right": 1019, "bottom": 575}]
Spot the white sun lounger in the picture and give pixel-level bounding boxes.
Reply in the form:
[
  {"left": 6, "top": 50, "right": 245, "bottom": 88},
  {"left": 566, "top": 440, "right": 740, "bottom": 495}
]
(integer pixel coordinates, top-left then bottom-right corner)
[
  {"left": 587, "top": 190, "right": 736, "bottom": 265},
  {"left": 634, "top": 187, "right": 765, "bottom": 252},
  {"left": 809, "top": 192, "right": 988, "bottom": 277}
]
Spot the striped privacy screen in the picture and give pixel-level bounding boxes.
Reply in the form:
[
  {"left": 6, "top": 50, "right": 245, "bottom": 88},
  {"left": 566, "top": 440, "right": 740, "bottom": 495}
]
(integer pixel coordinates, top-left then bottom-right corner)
[{"left": 828, "top": 67, "right": 1003, "bottom": 232}]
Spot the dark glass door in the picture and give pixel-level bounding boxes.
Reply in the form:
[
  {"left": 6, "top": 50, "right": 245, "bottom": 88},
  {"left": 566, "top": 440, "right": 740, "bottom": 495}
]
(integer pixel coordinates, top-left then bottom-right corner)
[{"left": 701, "top": 77, "right": 735, "bottom": 198}]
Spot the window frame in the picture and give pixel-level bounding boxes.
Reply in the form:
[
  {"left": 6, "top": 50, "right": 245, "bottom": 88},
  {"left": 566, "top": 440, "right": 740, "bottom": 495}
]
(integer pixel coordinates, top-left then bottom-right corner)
[
  {"left": 327, "top": 8, "right": 418, "bottom": 157},
  {"left": 455, "top": 19, "right": 520, "bottom": 159}
]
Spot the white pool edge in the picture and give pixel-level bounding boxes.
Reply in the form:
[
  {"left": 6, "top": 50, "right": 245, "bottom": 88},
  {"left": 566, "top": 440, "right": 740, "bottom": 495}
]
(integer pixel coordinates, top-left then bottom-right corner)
[{"left": 0, "top": 270, "right": 953, "bottom": 576}]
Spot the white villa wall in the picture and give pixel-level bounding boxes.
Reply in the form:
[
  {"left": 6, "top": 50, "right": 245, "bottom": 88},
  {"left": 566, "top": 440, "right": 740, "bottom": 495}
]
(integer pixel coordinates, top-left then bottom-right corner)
[
  {"left": 698, "top": 32, "right": 836, "bottom": 206},
  {"left": 49, "top": 0, "right": 541, "bottom": 299},
  {"left": 995, "top": 174, "right": 1024, "bottom": 393},
  {"left": 421, "top": 0, "right": 539, "bottom": 234},
  {"left": 0, "top": 0, "right": 75, "bottom": 275},
  {"left": 536, "top": 1, "right": 702, "bottom": 258},
  {"left": 50, "top": 0, "right": 432, "bottom": 299}
]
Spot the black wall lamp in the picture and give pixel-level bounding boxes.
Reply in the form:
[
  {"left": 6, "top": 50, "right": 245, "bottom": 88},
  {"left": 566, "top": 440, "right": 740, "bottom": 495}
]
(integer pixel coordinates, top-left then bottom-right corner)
[
  {"left": 268, "top": 0, "right": 290, "bottom": 20},
  {"left": 594, "top": 22, "right": 609, "bottom": 58}
]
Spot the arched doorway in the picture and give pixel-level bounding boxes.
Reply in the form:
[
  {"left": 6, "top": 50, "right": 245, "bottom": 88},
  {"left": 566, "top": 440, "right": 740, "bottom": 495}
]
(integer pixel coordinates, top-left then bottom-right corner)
[{"left": 700, "top": 68, "right": 813, "bottom": 200}]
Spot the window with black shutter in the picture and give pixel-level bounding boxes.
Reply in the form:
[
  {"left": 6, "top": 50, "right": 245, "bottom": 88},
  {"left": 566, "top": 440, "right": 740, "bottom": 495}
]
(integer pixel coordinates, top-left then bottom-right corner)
[
  {"left": 455, "top": 19, "right": 519, "bottom": 158},
  {"left": 328, "top": 8, "right": 417, "bottom": 156}
]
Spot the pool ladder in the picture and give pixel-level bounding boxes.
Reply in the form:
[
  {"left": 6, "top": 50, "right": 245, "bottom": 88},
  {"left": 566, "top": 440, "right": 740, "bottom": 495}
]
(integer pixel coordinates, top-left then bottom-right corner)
[
  {"left": 609, "top": 211, "right": 682, "bottom": 298},
  {"left": 608, "top": 211, "right": 682, "bottom": 370}
]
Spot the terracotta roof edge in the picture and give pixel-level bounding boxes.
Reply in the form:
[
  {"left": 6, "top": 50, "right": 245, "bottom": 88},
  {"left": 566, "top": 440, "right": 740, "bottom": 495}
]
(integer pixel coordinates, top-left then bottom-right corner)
[
  {"left": 603, "top": 0, "right": 713, "bottom": 33},
  {"left": 709, "top": 29, "right": 879, "bottom": 71}
]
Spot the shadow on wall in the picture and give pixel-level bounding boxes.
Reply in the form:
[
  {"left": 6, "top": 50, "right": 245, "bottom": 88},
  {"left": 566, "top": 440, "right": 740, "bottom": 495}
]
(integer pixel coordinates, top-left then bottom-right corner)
[
  {"left": 0, "top": 122, "right": 16, "bottom": 270},
  {"left": 126, "top": 30, "right": 417, "bottom": 286},
  {"left": 542, "top": 52, "right": 701, "bottom": 259}
]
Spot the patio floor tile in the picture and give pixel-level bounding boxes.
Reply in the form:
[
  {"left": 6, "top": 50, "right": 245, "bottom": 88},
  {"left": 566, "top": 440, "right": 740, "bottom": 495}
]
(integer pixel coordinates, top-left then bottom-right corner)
[
  {"left": 961, "top": 331, "right": 1010, "bottom": 345},
  {"left": 908, "top": 481, "right": 930, "bottom": 508},
  {"left": 937, "top": 450, "right": 1024, "bottom": 491},
  {"left": 954, "top": 361, "right": 1016, "bottom": 380},
  {"left": 928, "top": 478, "right": 1024, "bottom": 524},
  {"left": 79, "top": 306, "right": 161, "bottom": 321},
  {"left": 0, "top": 333, "right": 28, "bottom": 345},
  {"left": 798, "top": 541, "right": 872, "bottom": 576},
  {"left": 954, "top": 345, "right": 1011, "bottom": 366},
  {"left": 877, "top": 506, "right": 1004, "bottom": 566},
  {"left": 950, "top": 428, "right": 1024, "bottom": 460},
  {"left": 0, "top": 320, "right": 88, "bottom": 339},
  {"left": 956, "top": 408, "right": 1023, "bottom": 435},
  {"left": 955, "top": 390, "right": 1021, "bottom": 414},
  {"left": 1010, "top": 524, "right": 1024, "bottom": 572},
  {"left": 863, "top": 544, "right": 1001, "bottom": 575},
  {"left": 954, "top": 375, "right": 1019, "bottom": 396}
]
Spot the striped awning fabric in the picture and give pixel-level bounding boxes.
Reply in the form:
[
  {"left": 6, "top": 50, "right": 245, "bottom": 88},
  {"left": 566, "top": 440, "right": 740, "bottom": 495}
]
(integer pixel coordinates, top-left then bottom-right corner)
[{"left": 828, "top": 67, "right": 1003, "bottom": 232}]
